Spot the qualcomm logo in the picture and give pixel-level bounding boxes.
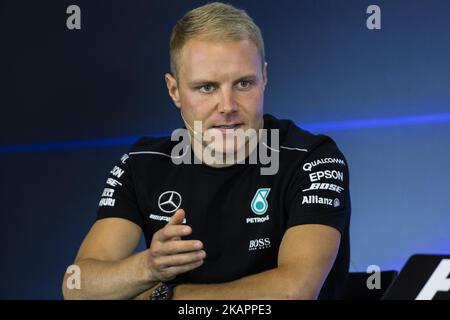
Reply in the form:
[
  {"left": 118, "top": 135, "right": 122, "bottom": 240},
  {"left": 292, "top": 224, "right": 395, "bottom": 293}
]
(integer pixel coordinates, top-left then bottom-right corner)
[
  {"left": 251, "top": 188, "right": 271, "bottom": 215},
  {"left": 158, "top": 191, "right": 182, "bottom": 213}
]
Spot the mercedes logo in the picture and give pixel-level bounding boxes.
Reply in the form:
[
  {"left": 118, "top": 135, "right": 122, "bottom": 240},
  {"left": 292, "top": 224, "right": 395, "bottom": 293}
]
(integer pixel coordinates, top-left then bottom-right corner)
[{"left": 158, "top": 191, "right": 182, "bottom": 214}]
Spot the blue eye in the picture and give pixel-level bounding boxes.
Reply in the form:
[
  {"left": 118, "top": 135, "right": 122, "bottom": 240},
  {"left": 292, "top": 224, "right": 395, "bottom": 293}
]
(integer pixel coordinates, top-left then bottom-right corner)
[
  {"left": 236, "top": 80, "right": 253, "bottom": 89},
  {"left": 199, "top": 84, "right": 216, "bottom": 93}
]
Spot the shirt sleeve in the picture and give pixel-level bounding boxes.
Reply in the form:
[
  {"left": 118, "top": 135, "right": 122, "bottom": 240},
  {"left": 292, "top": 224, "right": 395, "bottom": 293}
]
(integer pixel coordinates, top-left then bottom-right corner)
[
  {"left": 285, "top": 139, "right": 351, "bottom": 236},
  {"left": 96, "top": 152, "right": 144, "bottom": 229}
]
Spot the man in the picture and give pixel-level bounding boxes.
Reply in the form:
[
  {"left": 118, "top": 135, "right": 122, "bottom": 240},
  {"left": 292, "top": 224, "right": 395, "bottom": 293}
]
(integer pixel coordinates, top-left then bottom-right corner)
[{"left": 62, "top": 2, "right": 351, "bottom": 300}]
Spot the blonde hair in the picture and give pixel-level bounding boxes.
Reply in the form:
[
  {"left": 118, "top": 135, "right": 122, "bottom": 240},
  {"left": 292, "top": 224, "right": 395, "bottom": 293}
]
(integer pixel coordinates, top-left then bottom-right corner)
[{"left": 169, "top": 2, "right": 265, "bottom": 78}]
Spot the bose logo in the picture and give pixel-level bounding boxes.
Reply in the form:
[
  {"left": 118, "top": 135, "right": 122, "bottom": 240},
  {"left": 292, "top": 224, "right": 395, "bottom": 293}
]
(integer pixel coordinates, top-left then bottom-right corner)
[{"left": 302, "top": 182, "right": 344, "bottom": 194}]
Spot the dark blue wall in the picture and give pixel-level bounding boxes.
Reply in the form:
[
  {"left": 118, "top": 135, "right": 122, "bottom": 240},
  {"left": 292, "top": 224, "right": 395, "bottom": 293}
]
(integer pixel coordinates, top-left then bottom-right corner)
[{"left": 1, "top": 0, "right": 449, "bottom": 299}]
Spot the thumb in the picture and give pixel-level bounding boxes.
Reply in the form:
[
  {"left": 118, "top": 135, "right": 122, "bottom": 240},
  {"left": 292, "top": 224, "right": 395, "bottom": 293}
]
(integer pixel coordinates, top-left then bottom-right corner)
[{"left": 168, "top": 208, "right": 185, "bottom": 226}]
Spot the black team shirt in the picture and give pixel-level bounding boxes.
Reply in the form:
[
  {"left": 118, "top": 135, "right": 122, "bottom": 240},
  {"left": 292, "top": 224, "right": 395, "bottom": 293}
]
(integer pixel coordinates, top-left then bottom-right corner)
[{"left": 96, "top": 114, "right": 351, "bottom": 299}]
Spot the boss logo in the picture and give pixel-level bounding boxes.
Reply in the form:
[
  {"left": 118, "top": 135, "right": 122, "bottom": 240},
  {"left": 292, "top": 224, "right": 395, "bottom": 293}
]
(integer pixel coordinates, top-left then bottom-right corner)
[{"left": 249, "top": 238, "right": 271, "bottom": 251}]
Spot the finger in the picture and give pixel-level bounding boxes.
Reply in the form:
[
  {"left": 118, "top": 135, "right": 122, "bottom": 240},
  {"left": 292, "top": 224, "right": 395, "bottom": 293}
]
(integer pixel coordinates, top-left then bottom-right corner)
[
  {"left": 162, "top": 260, "right": 204, "bottom": 277},
  {"left": 168, "top": 210, "right": 185, "bottom": 241},
  {"left": 155, "top": 224, "right": 192, "bottom": 242},
  {"left": 157, "top": 250, "right": 206, "bottom": 268},
  {"left": 168, "top": 209, "right": 185, "bottom": 226},
  {"left": 161, "top": 240, "right": 203, "bottom": 255}
]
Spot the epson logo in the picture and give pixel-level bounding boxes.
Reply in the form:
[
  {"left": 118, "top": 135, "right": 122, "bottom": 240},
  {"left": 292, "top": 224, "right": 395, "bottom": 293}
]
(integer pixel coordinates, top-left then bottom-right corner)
[
  {"left": 249, "top": 238, "right": 271, "bottom": 251},
  {"left": 309, "top": 170, "right": 344, "bottom": 182},
  {"left": 110, "top": 166, "right": 124, "bottom": 179}
]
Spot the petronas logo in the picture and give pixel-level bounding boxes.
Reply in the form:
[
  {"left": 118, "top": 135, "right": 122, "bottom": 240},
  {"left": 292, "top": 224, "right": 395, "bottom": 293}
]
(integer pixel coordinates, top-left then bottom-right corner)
[{"left": 251, "top": 188, "right": 271, "bottom": 215}]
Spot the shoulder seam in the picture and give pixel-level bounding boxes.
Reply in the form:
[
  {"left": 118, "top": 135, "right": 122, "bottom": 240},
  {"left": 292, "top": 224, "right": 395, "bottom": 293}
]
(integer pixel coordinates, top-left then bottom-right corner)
[
  {"left": 262, "top": 142, "right": 308, "bottom": 153},
  {"left": 128, "top": 149, "right": 189, "bottom": 159}
]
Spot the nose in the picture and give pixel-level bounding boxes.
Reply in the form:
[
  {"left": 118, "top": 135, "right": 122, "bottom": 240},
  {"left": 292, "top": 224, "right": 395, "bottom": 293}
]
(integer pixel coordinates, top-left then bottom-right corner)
[{"left": 217, "top": 87, "right": 237, "bottom": 114}]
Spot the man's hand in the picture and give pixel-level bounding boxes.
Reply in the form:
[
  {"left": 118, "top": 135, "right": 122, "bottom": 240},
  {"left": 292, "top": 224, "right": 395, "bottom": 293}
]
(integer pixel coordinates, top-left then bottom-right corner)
[
  {"left": 145, "top": 209, "right": 206, "bottom": 282},
  {"left": 63, "top": 210, "right": 205, "bottom": 300}
]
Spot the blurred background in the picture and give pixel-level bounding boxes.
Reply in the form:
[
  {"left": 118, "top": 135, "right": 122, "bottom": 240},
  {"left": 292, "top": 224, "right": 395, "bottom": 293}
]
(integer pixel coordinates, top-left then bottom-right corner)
[{"left": 1, "top": 0, "right": 449, "bottom": 299}]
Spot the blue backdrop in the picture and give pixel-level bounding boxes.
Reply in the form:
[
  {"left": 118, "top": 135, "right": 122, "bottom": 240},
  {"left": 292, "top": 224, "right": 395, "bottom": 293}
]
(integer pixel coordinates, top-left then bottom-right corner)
[{"left": 1, "top": 0, "right": 449, "bottom": 299}]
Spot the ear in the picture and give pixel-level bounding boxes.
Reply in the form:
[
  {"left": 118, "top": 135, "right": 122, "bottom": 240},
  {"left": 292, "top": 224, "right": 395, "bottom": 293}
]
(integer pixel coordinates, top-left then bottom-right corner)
[
  {"left": 165, "top": 73, "right": 181, "bottom": 108},
  {"left": 263, "top": 62, "right": 268, "bottom": 88}
]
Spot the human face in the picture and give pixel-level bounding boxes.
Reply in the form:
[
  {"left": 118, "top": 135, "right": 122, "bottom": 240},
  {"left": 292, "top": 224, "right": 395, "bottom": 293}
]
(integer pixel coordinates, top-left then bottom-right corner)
[{"left": 165, "top": 38, "right": 267, "bottom": 158}]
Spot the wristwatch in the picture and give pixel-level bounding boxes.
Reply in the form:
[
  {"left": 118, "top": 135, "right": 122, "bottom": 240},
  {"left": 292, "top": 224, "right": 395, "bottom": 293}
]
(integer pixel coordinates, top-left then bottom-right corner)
[{"left": 150, "top": 283, "right": 176, "bottom": 300}]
